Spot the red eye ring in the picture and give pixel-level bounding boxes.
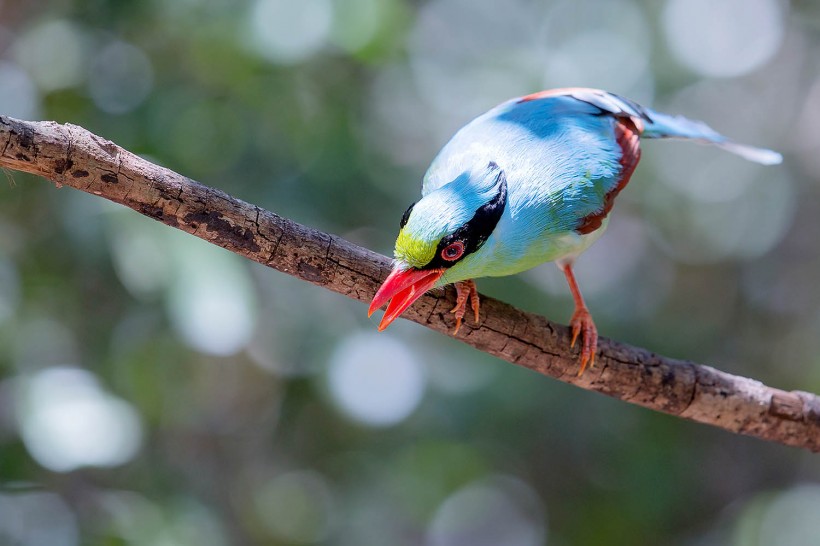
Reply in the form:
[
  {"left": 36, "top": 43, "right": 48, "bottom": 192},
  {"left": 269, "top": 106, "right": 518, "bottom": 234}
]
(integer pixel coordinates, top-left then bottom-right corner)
[{"left": 441, "top": 241, "right": 465, "bottom": 261}]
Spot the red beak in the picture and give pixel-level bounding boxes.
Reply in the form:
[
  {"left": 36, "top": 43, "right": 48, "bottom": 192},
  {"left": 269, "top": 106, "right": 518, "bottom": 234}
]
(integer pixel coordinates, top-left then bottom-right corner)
[{"left": 368, "top": 267, "right": 445, "bottom": 331}]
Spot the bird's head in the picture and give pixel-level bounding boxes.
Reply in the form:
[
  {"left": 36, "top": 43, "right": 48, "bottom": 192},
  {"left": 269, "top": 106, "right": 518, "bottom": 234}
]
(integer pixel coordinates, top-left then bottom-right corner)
[{"left": 369, "top": 162, "right": 507, "bottom": 330}]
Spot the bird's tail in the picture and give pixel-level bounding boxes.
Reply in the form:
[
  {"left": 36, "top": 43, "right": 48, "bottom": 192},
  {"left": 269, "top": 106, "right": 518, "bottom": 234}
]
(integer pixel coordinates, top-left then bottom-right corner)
[{"left": 639, "top": 109, "right": 782, "bottom": 165}]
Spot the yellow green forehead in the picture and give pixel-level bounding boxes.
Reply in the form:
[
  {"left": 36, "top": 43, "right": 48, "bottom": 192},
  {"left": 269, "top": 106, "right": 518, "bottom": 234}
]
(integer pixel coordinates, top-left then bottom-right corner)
[{"left": 394, "top": 229, "right": 437, "bottom": 268}]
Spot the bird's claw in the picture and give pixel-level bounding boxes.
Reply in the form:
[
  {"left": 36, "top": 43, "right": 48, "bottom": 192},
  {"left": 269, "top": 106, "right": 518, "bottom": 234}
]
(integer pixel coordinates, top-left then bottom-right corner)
[
  {"left": 569, "top": 307, "right": 598, "bottom": 376},
  {"left": 451, "top": 280, "right": 480, "bottom": 335}
]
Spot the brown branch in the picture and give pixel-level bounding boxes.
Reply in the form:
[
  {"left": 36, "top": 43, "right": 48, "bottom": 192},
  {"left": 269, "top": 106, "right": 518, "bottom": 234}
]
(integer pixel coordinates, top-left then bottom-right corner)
[{"left": 2, "top": 114, "right": 819, "bottom": 452}]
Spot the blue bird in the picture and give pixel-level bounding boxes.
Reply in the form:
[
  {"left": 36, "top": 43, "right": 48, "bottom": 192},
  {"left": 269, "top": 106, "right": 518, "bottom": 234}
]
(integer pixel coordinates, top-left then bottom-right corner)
[{"left": 368, "top": 88, "right": 782, "bottom": 374}]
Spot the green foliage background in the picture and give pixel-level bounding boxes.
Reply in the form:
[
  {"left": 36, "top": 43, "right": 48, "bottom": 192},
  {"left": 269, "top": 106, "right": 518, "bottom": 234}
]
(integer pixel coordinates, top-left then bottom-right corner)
[{"left": 1, "top": 0, "right": 820, "bottom": 545}]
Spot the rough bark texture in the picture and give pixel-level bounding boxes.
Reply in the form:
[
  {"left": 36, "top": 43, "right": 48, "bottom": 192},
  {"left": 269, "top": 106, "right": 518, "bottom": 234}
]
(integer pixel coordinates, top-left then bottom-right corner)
[{"left": 2, "top": 115, "right": 819, "bottom": 452}]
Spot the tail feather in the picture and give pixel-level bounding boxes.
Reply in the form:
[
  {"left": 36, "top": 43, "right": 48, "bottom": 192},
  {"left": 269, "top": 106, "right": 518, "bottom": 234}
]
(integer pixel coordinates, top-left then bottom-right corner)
[
  {"left": 711, "top": 140, "right": 783, "bottom": 166},
  {"left": 521, "top": 88, "right": 783, "bottom": 166},
  {"left": 641, "top": 110, "right": 782, "bottom": 165}
]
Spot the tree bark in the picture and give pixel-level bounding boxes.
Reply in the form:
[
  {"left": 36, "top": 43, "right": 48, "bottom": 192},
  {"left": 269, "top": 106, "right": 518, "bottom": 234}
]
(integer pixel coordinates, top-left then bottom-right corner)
[{"left": 2, "top": 115, "right": 818, "bottom": 452}]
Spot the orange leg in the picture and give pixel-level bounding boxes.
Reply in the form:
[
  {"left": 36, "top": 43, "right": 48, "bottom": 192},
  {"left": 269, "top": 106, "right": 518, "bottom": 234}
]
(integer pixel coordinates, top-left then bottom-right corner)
[
  {"left": 451, "top": 280, "right": 480, "bottom": 335},
  {"left": 560, "top": 263, "right": 598, "bottom": 375}
]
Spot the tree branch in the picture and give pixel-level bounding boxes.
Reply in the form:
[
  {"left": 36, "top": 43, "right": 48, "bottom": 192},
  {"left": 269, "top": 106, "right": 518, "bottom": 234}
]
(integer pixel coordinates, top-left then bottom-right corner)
[{"left": 2, "top": 115, "right": 818, "bottom": 452}]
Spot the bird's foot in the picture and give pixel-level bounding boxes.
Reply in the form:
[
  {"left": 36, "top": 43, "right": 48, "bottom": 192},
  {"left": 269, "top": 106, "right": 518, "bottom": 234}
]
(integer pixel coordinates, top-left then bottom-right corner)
[
  {"left": 569, "top": 307, "right": 598, "bottom": 376},
  {"left": 451, "top": 280, "right": 480, "bottom": 335}
]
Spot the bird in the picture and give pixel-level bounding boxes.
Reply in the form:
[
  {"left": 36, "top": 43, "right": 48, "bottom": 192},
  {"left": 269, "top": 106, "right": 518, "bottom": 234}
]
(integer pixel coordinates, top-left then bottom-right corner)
[{"left": 368, "top": 87, "right": 782, "bottom": 375}]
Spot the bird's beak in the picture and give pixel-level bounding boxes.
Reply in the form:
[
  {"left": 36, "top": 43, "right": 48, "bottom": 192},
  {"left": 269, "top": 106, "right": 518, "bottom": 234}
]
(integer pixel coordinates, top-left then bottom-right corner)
[{"left": 368, "top": 267, "right": 445, "bottom": 331}]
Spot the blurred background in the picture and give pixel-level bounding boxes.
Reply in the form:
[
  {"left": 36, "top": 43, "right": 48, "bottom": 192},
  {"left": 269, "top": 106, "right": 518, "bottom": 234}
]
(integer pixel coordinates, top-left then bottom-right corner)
[{"left": 0, "top": 0, "right": 819, "bottom": 544}]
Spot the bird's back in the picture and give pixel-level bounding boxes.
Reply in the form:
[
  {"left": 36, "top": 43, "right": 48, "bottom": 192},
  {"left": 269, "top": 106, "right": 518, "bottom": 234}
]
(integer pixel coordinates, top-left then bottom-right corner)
[{"left": 423, "top": 92, "right": 628, "bottom": 240}]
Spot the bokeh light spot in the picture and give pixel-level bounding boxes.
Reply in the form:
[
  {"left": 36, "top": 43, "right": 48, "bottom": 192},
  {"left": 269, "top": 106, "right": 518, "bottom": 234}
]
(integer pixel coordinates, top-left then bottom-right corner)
[
  {"left": 13, "top": 19, "right": 87, "bottom": 92},
  {"left": 0, "top": 61, "right": 41, "bottom": 119},
  {"left": 17, "top": 367, "right": 143, "bottom": 472},
  {"left": 88, "top": 41, "right": 154, "bottom": 114},
  {"left": 663, "top": 0, "right": 783, "bottom": 78},
  {"left": 327, "top": 332, "right": 425, "bottom": 427},
  {"left": 427, "top": 476, "right": 546, "bottom": 546},
  {"left": 736, "top": 485, "right": 820, "bottom": 545},
  {"left": 247, "top": 0, "right": 333, "bottom": 64},
  {"left": 167, "top": 235, "right": 257, "bottom": 356}
]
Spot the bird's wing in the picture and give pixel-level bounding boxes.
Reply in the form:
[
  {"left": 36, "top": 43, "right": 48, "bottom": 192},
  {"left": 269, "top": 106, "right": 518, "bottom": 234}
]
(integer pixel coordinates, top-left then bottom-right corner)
[{"left": 517, "top": 87, "right": 652, "bottom": 129}]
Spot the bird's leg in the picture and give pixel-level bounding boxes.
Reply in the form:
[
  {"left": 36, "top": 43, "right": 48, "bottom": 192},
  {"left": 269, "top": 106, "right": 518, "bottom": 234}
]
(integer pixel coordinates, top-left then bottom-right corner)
[
  {"left": 560, "top": 263, "right": 598, "bottom": 375},
  {"left": 451, "top": 280, "right": 480, "bottom": 335}
]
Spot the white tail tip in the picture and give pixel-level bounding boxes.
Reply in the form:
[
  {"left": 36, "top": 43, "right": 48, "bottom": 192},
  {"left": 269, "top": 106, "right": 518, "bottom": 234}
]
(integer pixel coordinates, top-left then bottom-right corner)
[{"left": 717, "top": 140, "right": 783, "bottom": 166}]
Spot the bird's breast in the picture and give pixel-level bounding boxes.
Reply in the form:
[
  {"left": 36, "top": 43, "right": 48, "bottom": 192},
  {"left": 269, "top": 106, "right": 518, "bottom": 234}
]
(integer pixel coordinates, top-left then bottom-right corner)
[
  {"left": 439, "top": 209, "right": 608, "bottom": 286},
  {"left": 488, "top": 210, "right": 608, "bottom": 274}
]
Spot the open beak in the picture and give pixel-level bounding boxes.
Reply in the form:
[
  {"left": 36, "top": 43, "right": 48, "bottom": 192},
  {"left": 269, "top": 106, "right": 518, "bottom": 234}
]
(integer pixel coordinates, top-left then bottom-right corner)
[{"left": 368, "top": 267, "right": 445, "bottom": 331}]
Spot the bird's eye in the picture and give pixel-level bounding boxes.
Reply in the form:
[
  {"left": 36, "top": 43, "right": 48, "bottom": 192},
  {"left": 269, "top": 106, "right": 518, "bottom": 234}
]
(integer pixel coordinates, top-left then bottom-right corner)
[{"left": 441, "top": 241, "right": 465, "bottom": 261}]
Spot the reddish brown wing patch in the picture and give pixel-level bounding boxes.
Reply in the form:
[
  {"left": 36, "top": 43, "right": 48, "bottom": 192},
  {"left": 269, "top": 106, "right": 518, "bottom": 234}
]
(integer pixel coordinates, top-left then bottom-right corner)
[{"left": 575, "top": 119, "right": 642, "bottom": 235}]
